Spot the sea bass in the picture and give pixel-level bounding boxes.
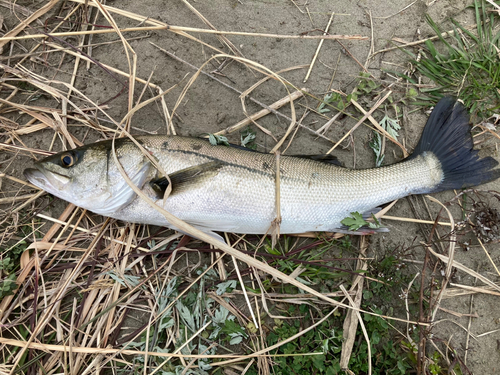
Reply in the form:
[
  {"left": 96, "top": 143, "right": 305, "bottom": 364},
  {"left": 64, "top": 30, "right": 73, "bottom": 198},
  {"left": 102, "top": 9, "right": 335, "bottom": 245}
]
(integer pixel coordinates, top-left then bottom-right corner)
[{"left": 24, "top": 98, "right": 500, "bottom": 241}]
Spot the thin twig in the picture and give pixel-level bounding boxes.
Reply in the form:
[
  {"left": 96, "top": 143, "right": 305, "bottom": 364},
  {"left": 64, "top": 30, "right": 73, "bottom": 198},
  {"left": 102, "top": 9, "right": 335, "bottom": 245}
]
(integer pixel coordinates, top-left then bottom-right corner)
[
  {"left": 327, "top": 90, "right": 392, "bottom": 154},
  {"left": 304, "top": 13, "right": 335, "bottom": 82}
]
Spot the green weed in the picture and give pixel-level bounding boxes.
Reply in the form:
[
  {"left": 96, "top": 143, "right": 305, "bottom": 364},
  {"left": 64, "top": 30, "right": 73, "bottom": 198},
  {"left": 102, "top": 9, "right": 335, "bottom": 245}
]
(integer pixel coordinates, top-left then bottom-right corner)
[
  {"left": 404, "top": 0, "right": 500, "bottom": 119},
  {"left": 242, "top": 248, "right": 419, "bottom": 375},
  {"left": 246, "top": 301, "right": 413, "bottom": 375},
  {"left": 0, "top": 234, "right": 31, "bottom": 301},
  {"left": 341, "top": 212, "right": 383, "bottom": 231},
  {"left": 368, "top": 114, "right": 401, "bottom": 167},
  {"left": 120, "top": 267, "right": 248, "bottom": 374},
  {"left": 318, "top": 73, "right": 382, "bottom": 114},
  {"left": 240, "top": 127, "right": 257, "bottom": 149},
  {"left": 207, "top": 133, "right": 230, "bottom": 146}
]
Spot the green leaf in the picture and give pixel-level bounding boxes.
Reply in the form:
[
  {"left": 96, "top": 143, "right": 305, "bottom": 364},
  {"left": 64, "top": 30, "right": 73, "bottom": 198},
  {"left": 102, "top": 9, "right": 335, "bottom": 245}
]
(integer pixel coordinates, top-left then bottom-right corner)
[
  {"left": 0, "top": 274, "right": 17, "bottom": 299},
  {"left": 369, "top": 130, "right": 385, "bottom": 167},
  {"left": 407, "top": 87, "right": 418, "bottom": 100},
  {"left": 367, "top": 214, "right": 382, "bottom": 229},
  {"left": 105, "top": 271, "right": 127, "bottom": 287},
  {"left": 371, "top": 330, "right": 381, "bottom": 345},
  {"left": 379, "top": 114, "right": 401, "bottom": 140},
  {"left": 215, "top": 280, "right": 237, "bottom": 295},
  {"left": 229, "top": 335, "right": 243, "bottom": 345},
  {"left": 213, "top": 305, "right": 230, "bottom": 324},
  {"left": 222, "top": 319, "right": 246, "bottom": 336},
  {"left": 363, "top": 290, "right": 373, "bottom": 300},
  {"left": 240, "top": 127, "right": 257, "bottom": 149},
  {"left": 265, "top": 243, "right": 281, "bottom": 255},
  {"left": 176, "top": 301, "right": 196, "bottom": 332},
  {"left": 397, "top": 359, "right": 409, "bottom": 374},
  {"left": 326, "top": 361, "right": 341, "bottom": 375},
  {"left": 312, "top": 354, "right": 326, "bottom": 371},
  {"left": 340, "top": 212, "right": 368, "bottom": 231},
  {"left": 207, "top": 133, "right": 230, "bottom": 146}
]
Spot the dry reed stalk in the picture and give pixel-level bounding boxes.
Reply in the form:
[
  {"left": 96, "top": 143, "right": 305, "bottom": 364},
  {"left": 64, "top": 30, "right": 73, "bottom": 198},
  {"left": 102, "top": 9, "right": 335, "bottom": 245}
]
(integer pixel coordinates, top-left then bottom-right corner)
[
  {"left": 351, "top": 98, "right": 409, "bottom": 157},
  {"left": 58, "top": 0, "right": 368, "bottom": 42},
  {"left": 339, "top": 236, "right": 369, "bottom": 370},
  {"left": 270, "top": 151, "right": 282, "bottom": 247},
  {"left": 426, "top": 246, "right": 500, "bottom": 293},
  {"left": 0, "top": 19, "right": 369, "bottom": 44},
  {"left": 215, "top": 90, "right": 306, "bottom": 137},
  {"left": 92, "top": 0, "right": 137, "bottom": 132},
  {"left": 327, "top": 90, "right": 392, "bottom": 154},
  {"left": 477, "top": 236, "right": 500, "bottom": 277},
  {"left": 0, "top": 336, "right": 328, "bottom": 365},
  {"left": 303, "top": 12, "right": 335, "bottom": 83},
  {"left": 0, "top": 0, "right": 60, "bottom": 53},
  {"left": 180, "top": 0, "right": 243, "bottom": 57},
  {"left": 0, "top": 194, "right": 37, "bottom": 204},
  {"left": 340, "top": 284, "right": 372, "bottom": 375},
  {"left": 447, "top": 283, "right": 500, "bottom": 297},
  {"left": 231, "top": 254, "right": 258, "bottom": 328},
  {"left": 371, "top": 21, "right": 481, "bottom": 57},
  {"left": 426, "top": 196, "right": 456, "bottom": 322},
  {"left": 382, "top": 215, "right": 452, "bottom": 226}
]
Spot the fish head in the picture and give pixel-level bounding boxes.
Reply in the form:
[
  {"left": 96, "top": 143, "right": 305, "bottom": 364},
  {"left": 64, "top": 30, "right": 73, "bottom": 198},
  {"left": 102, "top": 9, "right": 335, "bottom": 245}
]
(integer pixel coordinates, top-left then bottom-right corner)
[{"left": 24, "top": 139, "right": 152, "bottom": 216}]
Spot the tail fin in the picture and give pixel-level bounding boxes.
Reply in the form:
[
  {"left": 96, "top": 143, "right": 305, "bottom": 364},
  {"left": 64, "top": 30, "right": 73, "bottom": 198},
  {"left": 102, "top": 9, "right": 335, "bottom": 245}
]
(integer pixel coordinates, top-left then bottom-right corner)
[{"left": 409, "top": 97, "right": 499, "bottom": 192}]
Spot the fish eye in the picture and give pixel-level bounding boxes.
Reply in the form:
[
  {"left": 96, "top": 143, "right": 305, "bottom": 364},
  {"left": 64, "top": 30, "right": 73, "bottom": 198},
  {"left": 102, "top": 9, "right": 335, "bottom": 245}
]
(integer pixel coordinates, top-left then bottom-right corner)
[{"left": 60, "top": 152, "right": 76, "bottom": 167}]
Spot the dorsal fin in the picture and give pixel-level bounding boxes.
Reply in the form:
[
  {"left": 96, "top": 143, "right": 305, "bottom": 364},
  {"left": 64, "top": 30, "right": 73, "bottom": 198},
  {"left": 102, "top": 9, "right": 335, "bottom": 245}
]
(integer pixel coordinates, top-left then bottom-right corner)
[
  {"left": 228, "top": 143, "right": 343, "bottom": 166},
  {"left": 198, "top": 137, "right": 344, "bottom": 166},
  {"left": 290, "top": 154, "right": 343, "bottom": 166}
]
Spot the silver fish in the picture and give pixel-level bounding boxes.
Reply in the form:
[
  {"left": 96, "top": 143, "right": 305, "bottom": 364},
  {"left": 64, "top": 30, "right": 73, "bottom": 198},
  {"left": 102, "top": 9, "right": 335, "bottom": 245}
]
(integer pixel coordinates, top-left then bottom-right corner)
[{"left": 24, "top": 98, "right": 500, "bottom": 240}]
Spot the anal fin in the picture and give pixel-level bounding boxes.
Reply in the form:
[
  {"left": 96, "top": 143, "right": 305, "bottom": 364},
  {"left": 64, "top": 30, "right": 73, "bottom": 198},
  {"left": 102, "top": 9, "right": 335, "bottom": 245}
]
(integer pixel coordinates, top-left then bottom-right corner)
[{"left": 334, "top": 226, "right": 390, "bottom": 235}]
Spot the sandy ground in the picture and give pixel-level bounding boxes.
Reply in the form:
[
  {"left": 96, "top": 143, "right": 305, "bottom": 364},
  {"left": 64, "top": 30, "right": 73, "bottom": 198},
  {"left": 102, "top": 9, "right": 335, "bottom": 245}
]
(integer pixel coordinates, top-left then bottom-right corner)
[{"left": 1, "top": 0, "right": 500, "bottom": 373}]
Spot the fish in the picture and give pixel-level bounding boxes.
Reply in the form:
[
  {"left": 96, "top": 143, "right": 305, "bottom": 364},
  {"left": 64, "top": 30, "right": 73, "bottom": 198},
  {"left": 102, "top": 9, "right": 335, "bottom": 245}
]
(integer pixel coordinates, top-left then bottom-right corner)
[{"left": 24, "top": 97, "right": 500, "bottom": 242}]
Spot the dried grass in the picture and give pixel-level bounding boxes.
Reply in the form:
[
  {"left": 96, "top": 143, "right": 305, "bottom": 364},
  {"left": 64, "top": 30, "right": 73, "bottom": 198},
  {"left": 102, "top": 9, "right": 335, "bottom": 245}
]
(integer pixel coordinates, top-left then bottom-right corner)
[{"left": 1, "top": 1, "right": 499, "bottom": 374}]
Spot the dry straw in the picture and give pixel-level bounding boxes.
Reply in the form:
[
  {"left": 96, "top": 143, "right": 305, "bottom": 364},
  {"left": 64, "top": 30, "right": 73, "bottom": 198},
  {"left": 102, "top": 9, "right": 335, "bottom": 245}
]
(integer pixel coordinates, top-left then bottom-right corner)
[{"left": 1, "top": 0, "right": 499, "bottom": 373}]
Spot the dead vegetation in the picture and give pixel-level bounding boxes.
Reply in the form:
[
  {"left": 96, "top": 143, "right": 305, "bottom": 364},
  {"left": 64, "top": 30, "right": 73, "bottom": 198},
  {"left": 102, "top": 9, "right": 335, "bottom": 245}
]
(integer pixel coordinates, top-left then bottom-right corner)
[{"left": 0, "top": 1, "right": 499, "bottom": 374}]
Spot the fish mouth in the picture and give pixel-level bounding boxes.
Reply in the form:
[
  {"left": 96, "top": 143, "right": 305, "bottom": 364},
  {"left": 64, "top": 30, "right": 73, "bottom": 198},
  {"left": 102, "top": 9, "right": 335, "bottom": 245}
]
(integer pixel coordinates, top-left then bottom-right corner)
[{"left": 24, "top": 165, "right": 70, "bottom": 191}]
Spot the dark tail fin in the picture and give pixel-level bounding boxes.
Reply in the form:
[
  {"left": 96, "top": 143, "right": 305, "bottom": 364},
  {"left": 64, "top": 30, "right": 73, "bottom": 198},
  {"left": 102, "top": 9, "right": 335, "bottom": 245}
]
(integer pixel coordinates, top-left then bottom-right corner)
[{"left": 409, "top": 97, "right": 499, "bottom": 192}]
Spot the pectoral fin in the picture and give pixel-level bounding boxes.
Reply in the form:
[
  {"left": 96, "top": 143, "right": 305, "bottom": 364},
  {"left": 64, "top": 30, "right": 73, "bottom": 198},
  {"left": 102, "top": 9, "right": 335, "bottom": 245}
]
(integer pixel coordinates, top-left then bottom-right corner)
[{"left": 150, "top": 161, "right": 224, "bottom": 198}]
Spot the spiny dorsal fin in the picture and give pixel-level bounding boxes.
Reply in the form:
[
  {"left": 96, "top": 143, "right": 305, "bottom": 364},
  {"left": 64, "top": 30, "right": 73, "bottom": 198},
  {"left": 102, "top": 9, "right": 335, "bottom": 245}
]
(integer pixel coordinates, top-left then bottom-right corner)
[
  {"left": 229, "top": 143, "right": 343, "bottom": 166},
  {"left": 290, "top": 154, "right": 343, "bottom": 166},
  {"left": 150, "top": 161, "right": 224, "bottom": 197},
  {"left": 203, "top": 139, "right": 344, "bottom": 166}
]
